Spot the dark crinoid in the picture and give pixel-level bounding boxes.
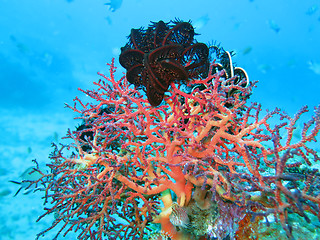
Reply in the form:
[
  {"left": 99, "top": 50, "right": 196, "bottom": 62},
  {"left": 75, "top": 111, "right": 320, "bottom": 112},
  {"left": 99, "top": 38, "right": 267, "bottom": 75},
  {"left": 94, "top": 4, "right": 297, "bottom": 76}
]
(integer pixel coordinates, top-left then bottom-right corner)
[{"left": 119, "top": 19, "right": 210, "bottom": 106}]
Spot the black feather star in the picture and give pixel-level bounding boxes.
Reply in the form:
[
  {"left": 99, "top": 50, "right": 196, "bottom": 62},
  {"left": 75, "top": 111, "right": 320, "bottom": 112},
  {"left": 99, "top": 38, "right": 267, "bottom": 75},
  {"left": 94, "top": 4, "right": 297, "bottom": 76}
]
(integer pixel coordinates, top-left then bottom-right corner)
[{"left": 119, "top": 20, "right": 209, "bottom": 106}]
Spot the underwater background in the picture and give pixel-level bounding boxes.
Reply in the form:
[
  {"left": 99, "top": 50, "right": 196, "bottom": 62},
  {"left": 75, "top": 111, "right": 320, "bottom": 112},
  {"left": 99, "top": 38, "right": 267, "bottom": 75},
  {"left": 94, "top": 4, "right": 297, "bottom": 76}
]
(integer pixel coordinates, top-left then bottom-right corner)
[{"left": 0, "top": 0, "right": 319, "bottom": 239}]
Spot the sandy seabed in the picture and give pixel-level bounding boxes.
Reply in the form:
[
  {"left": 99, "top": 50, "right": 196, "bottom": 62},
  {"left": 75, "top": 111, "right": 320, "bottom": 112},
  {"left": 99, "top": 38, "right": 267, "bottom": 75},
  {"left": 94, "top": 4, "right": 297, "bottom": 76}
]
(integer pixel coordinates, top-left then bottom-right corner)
[{"left": 0, "top": 109, "right": 78, "bottom": 240}]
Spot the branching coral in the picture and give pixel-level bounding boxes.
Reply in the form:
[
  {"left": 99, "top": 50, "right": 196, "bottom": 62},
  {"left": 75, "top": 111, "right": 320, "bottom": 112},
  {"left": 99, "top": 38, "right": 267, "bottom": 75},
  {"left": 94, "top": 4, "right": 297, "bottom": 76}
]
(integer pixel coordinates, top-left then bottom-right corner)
[{"left": 30, "top": 56, "right": 320, "bottom": 240}]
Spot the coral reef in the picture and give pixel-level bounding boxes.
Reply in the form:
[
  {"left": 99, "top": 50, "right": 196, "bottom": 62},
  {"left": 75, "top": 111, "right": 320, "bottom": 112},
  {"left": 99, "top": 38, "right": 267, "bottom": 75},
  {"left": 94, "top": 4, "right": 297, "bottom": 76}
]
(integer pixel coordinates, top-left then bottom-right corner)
[
  {"left": 28, "top": 53, "right": 320, "bottom": 239},
  {"left": 27, "top": 18, "right": 320, "bottom": 238}
]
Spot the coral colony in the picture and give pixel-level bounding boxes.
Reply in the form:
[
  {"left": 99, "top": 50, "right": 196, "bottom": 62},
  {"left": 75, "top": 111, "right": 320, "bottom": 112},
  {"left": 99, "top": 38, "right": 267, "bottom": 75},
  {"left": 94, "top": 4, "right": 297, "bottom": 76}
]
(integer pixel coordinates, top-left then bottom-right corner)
[{"left": 29, "top": 20, "right": 320, "bottom": 240}]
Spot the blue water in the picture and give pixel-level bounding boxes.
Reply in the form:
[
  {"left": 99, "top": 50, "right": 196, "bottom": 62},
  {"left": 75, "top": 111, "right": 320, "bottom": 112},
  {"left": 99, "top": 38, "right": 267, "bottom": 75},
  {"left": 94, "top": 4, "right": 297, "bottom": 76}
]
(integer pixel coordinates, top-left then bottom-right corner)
[{"left": 0, "top": 0, "right": 319, "bottom": 239}]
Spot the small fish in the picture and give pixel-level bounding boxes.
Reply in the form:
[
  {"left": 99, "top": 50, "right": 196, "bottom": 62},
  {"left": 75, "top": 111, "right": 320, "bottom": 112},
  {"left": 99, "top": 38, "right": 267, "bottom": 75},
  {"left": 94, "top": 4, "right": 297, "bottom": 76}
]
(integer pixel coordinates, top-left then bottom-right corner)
[
  {"left": 105, "top": 16, "right": 112, "bottom": 25},
  {"left": 9, "top": 164, "right": 45, "bottom": 196},
  {"left": 306, "top": 5, "right": 318, "bottom": 16},
  {"left": 27, "top": 147, "right": 32, "bottom": 154},
  {"left": 0, "top": 167, "right": 7, "bottom": 176},
  {"left": 9, "top": 35, "right": 30, "bottom": 54},
  {"left": 112, "top": 47, "right": 121, "bottom": 56},
  {"left": 308, "top": 61, "right": 320, "bottom": 75},
  {"left": 0, "top": 189, "right": 11, "bottom": 197},
  {"left": 268, "top": 20, "right": 280, "bottom": 33},
  {"left": 242, "top": 46, "right": 252, "bottom": 55},
  {"left": 286, "top": 58, "right": 296, "bottom": 68},
  {"left": 105, "top": 0, "right": 123, "bottom": 12},
  {"left": 258, "top": 63, "right": 272, "bottom": 74},
  {"left": 169, "top": 202, "right": 190, "bottom": 228},
  {"left": 193, "top": 14, "right": 210, "bottom": 30},
  {"left": 148, "top": 231, "right": 172, "bottom": 240}
]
